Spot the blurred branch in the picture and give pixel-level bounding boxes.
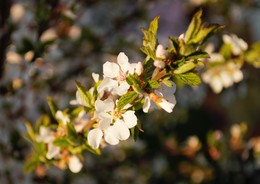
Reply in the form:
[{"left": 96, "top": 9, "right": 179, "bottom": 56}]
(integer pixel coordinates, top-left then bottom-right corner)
[{"left": 0, "top": 0, "right": 11, "bottom": 78}]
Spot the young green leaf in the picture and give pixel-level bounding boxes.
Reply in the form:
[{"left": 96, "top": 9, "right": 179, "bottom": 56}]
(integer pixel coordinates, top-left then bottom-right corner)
[
  {"left": 147, "top": 80, "right": 160, "bottom": 89},
  {"left": 46, "top": 96, "right": 58, "bottom": 118},
  {"left": 117, "top": 91, "right": 139, "bottom": 110},
  {"left": 24, "top": 121, "right": 36, "bottom": 142},
  {"left": 53, "top": 137, "right": 70, "bottom": 147},
  {"left": 174, "top": 62, "right": 196, "bottom": 74},
  {"left": 175, "top": 72, "right": 201, "bottom": 86},
  {"left": 184, "top": 10, "right": 203, "bottom": 43},
  {"left": 75, "top": 80, "right": 92, "bottom": 108}
]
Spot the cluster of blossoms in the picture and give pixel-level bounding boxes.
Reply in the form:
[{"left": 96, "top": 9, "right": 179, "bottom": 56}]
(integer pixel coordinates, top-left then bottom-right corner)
[
  {"left": 202, "top": 34, "right": 248, "bottom": 93},
  {"left": 26, "top": 10, "right": 260, "bottom": 174},
  {"left": 33, "top": 52, "right": 177, "bottom": 173}
]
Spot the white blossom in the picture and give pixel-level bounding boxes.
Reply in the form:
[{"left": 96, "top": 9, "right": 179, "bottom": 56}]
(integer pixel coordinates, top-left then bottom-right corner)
[
  {"left": 223, "top": 34, "right": 248, "bottom": 55},
  {"left": 97, "top": 52, "right": 143, "bottom": 96},
  {"left": 87, "top": 98, "right": 138, "bottom": 148},
  {"left": 36, "top": 126, "right": 60, "bottom": 159},
  {"left": 55, "top": 110, "right": 70, "bottom": 125},
  {"left": 202, "top": 62, "right": 243, "bottom": 93},
  {"left": 143, "top": 82, "right": 176, "bottom": 113}
]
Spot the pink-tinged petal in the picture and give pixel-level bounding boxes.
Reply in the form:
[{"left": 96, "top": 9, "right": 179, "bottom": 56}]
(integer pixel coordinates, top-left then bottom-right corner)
[
  {"left": 154, "top": 60, "right": 165, "bottom": 69},
  {"left": 87, "top": 128, "right": 103, "bottom": 149},
  {"left": 69, "top": 156, "right": 83, "bottom": 173},
  {"left": 112, "top": 81, "right": 130, "bottom": 96},
  {"left": 112, "top": 119, "right": 130, "bottom": 141},
  {"left": 46, "top": 143, "right": 60, "bottom": 159},
  {"left": 97, "top": 77, "right": 118, "bottom": 93},
  {"left": 155, "top": 44, "right": 166, "bottom": 59},
  {"left": 143, "top": 95, "right": 151, "bottom": 113},
  {"left": 95, "top": 98, "right": 115, "bottom": 113},
  {"left": 158, "top": 99, "right": 175, "bottom": 113},
  {"left": 122, "top": 110, "right": 137, "bottom": 128},
  {"left": 103, "top": 61, "right": 120, "bottom": 78},
  {"left": 104, "top": 127, "right": 119, "bottom": 145},
  {"left": 117, "top": 52, "right": 129, "bottom": 73}
]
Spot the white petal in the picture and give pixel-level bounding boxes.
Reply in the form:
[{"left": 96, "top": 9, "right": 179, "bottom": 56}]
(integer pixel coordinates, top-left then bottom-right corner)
[
  {"left": 143, "top": 95, "right": 151, "bottom": 113},
  {"left": 112, "top": 81, "right": 130, "bottom": 96},
  {"left": 155, "top": 44, "right": 166, "bottom": 59},
  {"left": 36, "top": 126, "right": 54, "bottom": 143},
  {"left": 112, "top": 119, "right": 130, "bottom": 141},
  {"left": 98, "top": 113, "right": 113, "bottom": 130},
  {"left": 69, "top": 156, "right": 83, "bottom": 173},
  {"left": 97, "top": 77, "right": 118, "bottom": 93},
  {"left": 117, "top": 52, "right": 129, "bottom": 73},
  {"left": 220, "top": 72, "right": 233, "bottom": 88},
  {"left": 76, "top": 91, "right": 87, "bottom": 106},
  {"left": 46, "top": 143, "right": 60, "bottom": 159},
  {"left": 210, "top": 76, "right": 223, "bottom": 94},
  {"left": 158, "top": 99, "right": 175, "bottom": 113},
  {"left": 103, "top": 61, "right": 120, "bottom": 78},
  {"left": 55, "top": 110, "right": 69, "bottom": 125},
  {"left": 92, "top": 73, "right": 99, "bottom": 83},
  {"left": 95, "top": 98, "right": 115, "bottom": 113},
  {"left": 233, "top": 70, "right": 243, "bottom": 82},
  {"left": 87, "top": 128, "right": 103, "bottom": 149},
  {"left": 104, "top": 127, "right": 119, "bottom": 145},
  {"left": 122, "top": 110, "right": 137, "bottom": 128},
  {"left": 154, "top": 60, "right": 165, "bottom": 69}
]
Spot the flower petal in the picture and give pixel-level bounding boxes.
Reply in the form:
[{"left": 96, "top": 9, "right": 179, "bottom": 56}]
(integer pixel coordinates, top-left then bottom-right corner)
[
  {"left": 68, "top": 156, "right": 83, "bottom": 173},
  {"left": 122, "top": 110, "right": 137, "bottom": 128},
  {"left": 158, "top": 99, "right": 175, "bottom": 113},
  {"left": 143, "top": 95, "right": 151, "bottom": 113},
  {"left": 46, "top": 143, "right": 60, "bottom": 159},
  {"left": 112, "top": 81, "right": 130, "bottom": 96},
  {"left": 95, "top": 98, "right": 115, "bottom": 113},
  {"left": 104, "top": 127, "right": 119, "bottom": 145},
  {"left": 97, "top": 77, "right": 118, "bottom": 93},
  {"left": 103, "top": 61, "right": 120, "bottom": 78},
  {"left": 113, "top": 119, "right": 130, "bottom": 141},
  {"left": 87, "top": 128, "right": 103, "bottom": 149},
  {"left": 117, "top": 52, "right": 129, "bottom": 73}
]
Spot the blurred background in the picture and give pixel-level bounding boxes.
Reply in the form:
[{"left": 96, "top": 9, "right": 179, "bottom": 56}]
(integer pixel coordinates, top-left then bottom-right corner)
[{"left": 1, "top": 0, "right": 260, "bottom": 183}]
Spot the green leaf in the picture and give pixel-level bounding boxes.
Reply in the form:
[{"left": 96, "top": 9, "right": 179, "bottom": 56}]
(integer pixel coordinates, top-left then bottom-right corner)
[
  {"left": 117, "top": 91, "right": 139, "bottom": 110},
  {"left": 220, "top": 43, "right": 232, "bottom": 59},
  {"left": 189, "top": 24, "right": 224, "bottom": 44},
  {"left": 175, "top": 72, "right": 201, "bottom": 86},
  {"left": 245, "top": 42, "right": 260, "bottom": 68},
  {"left": 24, "top": 158, "right": 39, "bottom": 173},
  {"left": 75, "top": 80, "right": 92, "bottom": 108},
  {"left": 130, "top": 120, "right": 143, "bottom": 141},
  {"left": 185, "top": 51, "right": 210, "bottom": 60},
  {"left": 53, "top": 137, "right": 70, "bottom": 147},
  {"left": 174, "top": 62, "right": 196, "bottom": 74},
  {"left": 46, "top": 96, "right": 58, "bottom": 118},
  {"left": 35, "top": 115, "right": 51, "bottom": 132},
  {"left": 169, "top": 36, "right": 179, "bottom": 54},
  {"left": 66, "top": 122, "right": 78, "bottom": 145},
  {"left": 147, "top": 80, "right": 160, "bottom": 89},
  {"left": 184, "top": 10, "right": 202, "bottom": 43},
  {"left": 24, "top": 121, "right": 35, "bottom": 142},
  {"left": 141, "top": 16, "right": 159, "bottom": 61},
  {"left": 84, "top": 142, "right": 101, "bottom": 155},
  {"left": 149, "top": 16, "right": 160, "bottom": 35}
]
